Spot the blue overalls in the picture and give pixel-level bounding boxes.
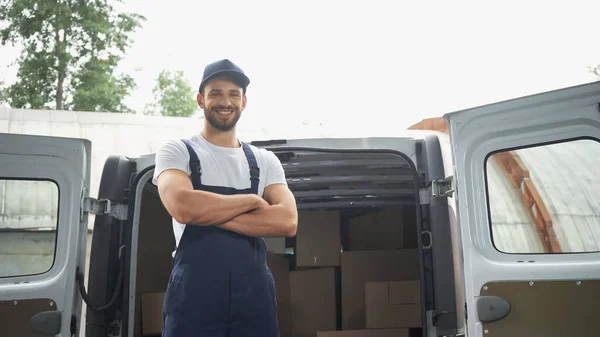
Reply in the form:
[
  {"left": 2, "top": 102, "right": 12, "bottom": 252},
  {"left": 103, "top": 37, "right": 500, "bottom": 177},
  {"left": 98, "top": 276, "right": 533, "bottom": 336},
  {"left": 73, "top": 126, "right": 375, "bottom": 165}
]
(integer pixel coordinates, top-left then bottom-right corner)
[{"left": 162, "top": 139, "right": 280, "bottom": 337}]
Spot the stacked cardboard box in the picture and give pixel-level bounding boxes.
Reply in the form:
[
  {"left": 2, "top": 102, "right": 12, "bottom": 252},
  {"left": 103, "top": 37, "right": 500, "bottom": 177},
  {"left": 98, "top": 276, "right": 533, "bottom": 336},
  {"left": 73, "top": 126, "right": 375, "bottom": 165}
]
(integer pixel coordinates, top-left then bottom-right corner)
[
  {"left": 295, "top": 210, "right": 341, "bottom": 268},
  {"left": 140, "top": 207, "right": 421, "bottom": 337},
  {"left": 365, "top": 281, "right": 422, "bottom": 329},
  {"left": 340, "top": 249, "right": 420, "bottom": 330},
  {"left": 291, "top": 268, "right": 340, "bottom": 336},
  {"left": 141, "top": 292, "right": 165, "bottom": 335},
  {"left": 345, "top": 207, "right": 418, "bottom": 250},
  {"left": 267, "top": 253, "right": 294, "bottom": 337},
  {"left": 289, "top": 210, "right": 342, "bottom": 337},
  {"left": 315, "top": 207, "right": 421, "bottom": 337}
]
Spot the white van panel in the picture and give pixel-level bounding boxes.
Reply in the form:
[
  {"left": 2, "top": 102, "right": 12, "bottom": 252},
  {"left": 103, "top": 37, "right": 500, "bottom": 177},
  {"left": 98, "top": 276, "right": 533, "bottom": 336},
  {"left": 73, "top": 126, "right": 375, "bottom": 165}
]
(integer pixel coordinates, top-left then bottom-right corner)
[
  {"left": 444, "top": 81, "right": 600, "bottom": 337},
  {"left": 0, "top": 133, "right": 91, "bottom": 336}
]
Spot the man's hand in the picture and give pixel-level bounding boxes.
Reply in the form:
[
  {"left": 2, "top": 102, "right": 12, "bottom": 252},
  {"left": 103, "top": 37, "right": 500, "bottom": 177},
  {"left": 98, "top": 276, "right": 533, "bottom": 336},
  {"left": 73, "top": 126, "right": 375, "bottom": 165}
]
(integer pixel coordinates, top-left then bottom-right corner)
[
  {"left": 256, "top": 196, "right": 270, "bottom": 209},
  {"left": 157, "top": 169, "right": 264, "bottom": 226},
  {"left": 218, "top": 184, "right": 298, "bottom": 238}
]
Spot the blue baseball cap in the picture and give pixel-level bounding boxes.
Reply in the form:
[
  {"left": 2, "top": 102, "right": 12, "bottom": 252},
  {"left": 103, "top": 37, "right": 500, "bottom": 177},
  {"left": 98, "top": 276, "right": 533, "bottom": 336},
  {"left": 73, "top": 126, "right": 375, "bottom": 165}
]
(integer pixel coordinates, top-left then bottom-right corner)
[{"left": 198, "top": 59, "right": 250, "bottom": 93}]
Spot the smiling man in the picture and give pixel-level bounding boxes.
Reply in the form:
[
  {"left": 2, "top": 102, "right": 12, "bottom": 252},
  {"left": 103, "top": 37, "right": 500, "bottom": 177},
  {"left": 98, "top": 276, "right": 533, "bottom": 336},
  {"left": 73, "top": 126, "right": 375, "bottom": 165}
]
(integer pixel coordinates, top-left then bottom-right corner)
[{"left": 153, "top": 59, "right": 298, "bottom": 337}]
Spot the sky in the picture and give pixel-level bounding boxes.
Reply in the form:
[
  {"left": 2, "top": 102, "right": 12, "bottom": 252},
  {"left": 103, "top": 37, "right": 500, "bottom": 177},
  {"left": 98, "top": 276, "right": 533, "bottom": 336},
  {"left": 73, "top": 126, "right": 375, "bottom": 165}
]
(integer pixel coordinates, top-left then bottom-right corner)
[{"left": 1, "top": 0, "right": 600, "bottom": 131}]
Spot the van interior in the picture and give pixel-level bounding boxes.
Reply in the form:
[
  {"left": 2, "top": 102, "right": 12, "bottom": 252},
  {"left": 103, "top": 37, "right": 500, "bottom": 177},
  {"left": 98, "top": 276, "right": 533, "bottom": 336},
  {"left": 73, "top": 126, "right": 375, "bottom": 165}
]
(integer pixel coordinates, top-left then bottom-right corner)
[{"left": 132, "top": 149, "right": 424, "bottom": 337}]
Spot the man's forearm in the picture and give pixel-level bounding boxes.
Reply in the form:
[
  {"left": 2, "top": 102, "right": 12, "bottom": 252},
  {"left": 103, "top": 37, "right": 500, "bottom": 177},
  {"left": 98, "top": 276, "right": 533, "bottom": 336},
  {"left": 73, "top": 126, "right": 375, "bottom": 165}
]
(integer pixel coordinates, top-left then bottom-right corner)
[
  {"left": 218, "top": 204, "right": 298, "bottom": 238},
  {"left": 174, "top": 189, "right": 261, "bottom": 226}
]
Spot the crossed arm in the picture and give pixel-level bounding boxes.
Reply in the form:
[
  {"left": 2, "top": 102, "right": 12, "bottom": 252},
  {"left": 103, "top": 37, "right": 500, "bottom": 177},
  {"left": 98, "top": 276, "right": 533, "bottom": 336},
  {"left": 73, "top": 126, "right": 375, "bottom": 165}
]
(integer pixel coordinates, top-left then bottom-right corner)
[
  {"left": 157, "top": 169, "right": 298, "bottom": 238},
  {"left": 219, "top": 182, "right": 298, "bottom": 237}
]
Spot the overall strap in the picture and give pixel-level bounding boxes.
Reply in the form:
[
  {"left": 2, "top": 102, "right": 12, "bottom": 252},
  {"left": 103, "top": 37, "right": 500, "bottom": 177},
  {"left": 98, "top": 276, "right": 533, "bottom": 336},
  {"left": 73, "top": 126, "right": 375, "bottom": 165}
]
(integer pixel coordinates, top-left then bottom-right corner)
[
  {"left": 181, "top": 139, "right": 202, "bottom": 189},
  {"left": 241, "top": 142, "right": 260, "bottom": 195}
]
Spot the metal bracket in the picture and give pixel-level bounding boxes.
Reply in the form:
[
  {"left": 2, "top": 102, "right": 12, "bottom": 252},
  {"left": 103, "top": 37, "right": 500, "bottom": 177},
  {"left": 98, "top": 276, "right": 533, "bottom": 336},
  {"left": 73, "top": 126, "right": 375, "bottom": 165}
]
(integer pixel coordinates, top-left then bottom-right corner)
[
  {"left": 82, "top": 197, "right": 128, "bottom": 220},
  {"left": 476, "top": 296, "right": 511, "bottom": 323},
  {"left": 432, "top": 176, "right": 455, "bottom": 198},
  {"left": 419, "top": 176, "right": 454, "bottom": 205}
]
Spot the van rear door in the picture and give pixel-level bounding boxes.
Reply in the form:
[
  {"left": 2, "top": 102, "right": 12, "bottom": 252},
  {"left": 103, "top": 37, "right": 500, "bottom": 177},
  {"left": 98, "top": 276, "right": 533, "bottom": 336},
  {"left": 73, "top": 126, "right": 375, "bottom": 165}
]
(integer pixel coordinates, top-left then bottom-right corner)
[
  {"left": 0, "top": 133, "right": 91, "bottom": 336},
  {"left": 445, "top": 81, "right": 600, "bottom": 337}
]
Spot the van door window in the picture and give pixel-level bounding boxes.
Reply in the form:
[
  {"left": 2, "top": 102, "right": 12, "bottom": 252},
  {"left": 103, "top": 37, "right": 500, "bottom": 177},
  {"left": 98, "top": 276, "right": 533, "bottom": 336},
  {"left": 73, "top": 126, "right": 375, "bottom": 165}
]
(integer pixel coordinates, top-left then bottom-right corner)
[
  {"left": 485, "top": 138, "right": 600, "bottom": 254},
  {"left": 0, "top": 179, "right": 59, "bottom": 277}
]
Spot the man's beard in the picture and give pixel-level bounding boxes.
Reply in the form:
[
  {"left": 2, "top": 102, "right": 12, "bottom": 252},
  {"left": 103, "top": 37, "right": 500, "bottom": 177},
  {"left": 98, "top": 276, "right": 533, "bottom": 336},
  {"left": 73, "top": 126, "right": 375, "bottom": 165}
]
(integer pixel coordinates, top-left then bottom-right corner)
[{"left": 204, "top": 106, "right": 242, "bottom": 131}]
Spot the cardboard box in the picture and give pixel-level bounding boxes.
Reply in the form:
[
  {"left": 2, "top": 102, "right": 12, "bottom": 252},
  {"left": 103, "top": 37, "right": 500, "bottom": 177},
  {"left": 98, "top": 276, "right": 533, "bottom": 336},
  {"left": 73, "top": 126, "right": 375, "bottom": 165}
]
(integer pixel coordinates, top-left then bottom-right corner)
[
  {"left": 366, "top": 281, "right": 421, "bottom": 305},
  {"left": 389, "top": 281, "right": 421, "bottom": 305},
  {"left": 346, "top": 208, "right": 418, "bottom": 251},
  {"left": 141, "top": 292, "right": 165, "bottom": 335},
  {"left": 365, "top": 281, "right": 422, "bottom": 328},
  {"left": 366, "top": 304, "right": 421, "bottom": 329},
  {"left": 290, "top": 268, "right": 340, "bottom": 335},
  {"left": 317, "top": 329, "right": 409, "bottom": 337},
  {"left": 346, "top": 208, "right": 404, "bottom": 251},
  {"left": 341, "top": 250, "right": 420, "bottom": 330},
  {"left": 296, "top": 211, "right": 341, "bottom": 267},
  {"left": 267, "top": 253, "right": 293, "bottom": 337}
]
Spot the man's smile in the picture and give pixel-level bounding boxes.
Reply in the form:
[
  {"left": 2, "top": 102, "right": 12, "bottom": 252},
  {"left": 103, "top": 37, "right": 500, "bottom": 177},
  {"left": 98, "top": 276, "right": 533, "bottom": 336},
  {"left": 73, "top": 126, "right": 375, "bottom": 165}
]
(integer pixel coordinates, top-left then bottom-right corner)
[{"left": 214, "top": 108, "right": 235, "bottom": 116}]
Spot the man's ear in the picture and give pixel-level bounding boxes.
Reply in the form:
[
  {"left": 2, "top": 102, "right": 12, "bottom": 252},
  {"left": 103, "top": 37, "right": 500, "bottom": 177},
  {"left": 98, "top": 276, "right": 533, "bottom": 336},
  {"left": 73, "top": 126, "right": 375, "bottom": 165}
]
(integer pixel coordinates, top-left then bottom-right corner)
[
  {"left": 242, "top": 95, "right": 247, "bottom": 110},
  {"left": 197, "top": 93, "right": 205, "bottom": 109}
]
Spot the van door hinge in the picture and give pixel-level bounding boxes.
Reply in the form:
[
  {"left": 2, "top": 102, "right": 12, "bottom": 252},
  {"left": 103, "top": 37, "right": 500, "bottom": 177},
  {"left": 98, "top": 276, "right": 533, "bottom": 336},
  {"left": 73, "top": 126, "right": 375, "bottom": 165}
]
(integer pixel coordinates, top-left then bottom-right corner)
[
  {"left": 82, "top": 197, "right": 128, "bottom": 220},
  {"left": 420, "top": 176, "right": 454, "bottom": 205},
  {"left": 432, "top": 176, "right": 454, "bottom": 198}
]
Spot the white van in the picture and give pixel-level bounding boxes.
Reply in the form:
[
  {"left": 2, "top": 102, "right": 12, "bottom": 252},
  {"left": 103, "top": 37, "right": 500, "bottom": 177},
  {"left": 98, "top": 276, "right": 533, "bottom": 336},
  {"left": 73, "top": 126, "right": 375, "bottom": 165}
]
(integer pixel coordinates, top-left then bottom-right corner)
[{"left": 1, "top": 81, "right": 599, "bottom": 337}]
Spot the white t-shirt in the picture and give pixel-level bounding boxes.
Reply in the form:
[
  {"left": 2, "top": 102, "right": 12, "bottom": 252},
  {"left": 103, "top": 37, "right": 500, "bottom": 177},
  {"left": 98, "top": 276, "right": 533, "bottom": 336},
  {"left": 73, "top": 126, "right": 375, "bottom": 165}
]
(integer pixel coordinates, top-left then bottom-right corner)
[{"left": 152, "top": 133, "right": 288, "bottom": 255}]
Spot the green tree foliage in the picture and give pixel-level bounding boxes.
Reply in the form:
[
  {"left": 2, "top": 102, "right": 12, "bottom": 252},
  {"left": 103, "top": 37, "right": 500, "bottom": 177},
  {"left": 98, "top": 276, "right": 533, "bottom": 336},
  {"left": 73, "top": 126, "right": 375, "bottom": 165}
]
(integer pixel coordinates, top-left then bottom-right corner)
[
  {"left": 589, "top": 64, "right": 600, "bottom": 80},
  {"left": 70, "top": 56, "right": 136, "bottom": 113},
  {"left": 0, "top": 0, "right": 145, "bottom": 112},
  {"left": 0, "top": 79, "right": 6, "bottom": 102},
  {"left": 145, "top": 70, "right": 198, "bottom": 117}
]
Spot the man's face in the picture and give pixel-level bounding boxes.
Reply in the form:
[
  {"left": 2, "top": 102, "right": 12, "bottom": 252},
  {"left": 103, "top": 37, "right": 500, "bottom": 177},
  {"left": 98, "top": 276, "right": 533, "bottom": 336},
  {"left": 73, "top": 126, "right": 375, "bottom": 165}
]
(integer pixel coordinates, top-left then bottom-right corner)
[{"left": 198, "top": 78, "right": 246, "bottom": 132}]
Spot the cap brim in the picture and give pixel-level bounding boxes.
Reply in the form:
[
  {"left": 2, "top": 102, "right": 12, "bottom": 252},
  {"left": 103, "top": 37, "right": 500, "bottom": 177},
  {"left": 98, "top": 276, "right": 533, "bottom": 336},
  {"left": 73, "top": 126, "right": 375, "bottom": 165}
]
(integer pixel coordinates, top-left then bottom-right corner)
[{"left": 199, "top": 70, "right": 250, "bottom": 92}]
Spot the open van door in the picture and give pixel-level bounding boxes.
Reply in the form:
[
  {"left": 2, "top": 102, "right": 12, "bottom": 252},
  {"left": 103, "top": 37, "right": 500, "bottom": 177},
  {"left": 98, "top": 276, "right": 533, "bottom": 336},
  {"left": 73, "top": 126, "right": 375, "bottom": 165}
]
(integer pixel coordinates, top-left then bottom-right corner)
[
  {"left": 0, "top": 134, "right": 91, "bottom": 336},
  {"left": 444, "top": 81, "right": 600, "bottom": 337}
]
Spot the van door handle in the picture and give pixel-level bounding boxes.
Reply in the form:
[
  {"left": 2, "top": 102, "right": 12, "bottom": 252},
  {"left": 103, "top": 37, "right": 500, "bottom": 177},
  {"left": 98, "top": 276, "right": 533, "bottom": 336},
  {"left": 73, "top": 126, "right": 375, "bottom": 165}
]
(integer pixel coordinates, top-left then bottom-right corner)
[
  {"left": 30, "top": 310, "right": 61, "bottom": 336},
  {"left": 476, "top": 296, "right": 511, "bottom": 323}
]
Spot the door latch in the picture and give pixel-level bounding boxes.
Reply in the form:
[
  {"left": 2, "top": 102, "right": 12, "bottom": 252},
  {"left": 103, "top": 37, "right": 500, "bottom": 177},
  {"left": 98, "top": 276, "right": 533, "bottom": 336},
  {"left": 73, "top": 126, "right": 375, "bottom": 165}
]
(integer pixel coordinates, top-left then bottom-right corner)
[
  {"left": 432, "top": 176, "right": 454, "bottom": 198},
  {"left": 82, "top": 197, "right": 128, "bottom": 220},
  {"left": 420, "top": 176, "right": 454, "bottom": 204}
]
